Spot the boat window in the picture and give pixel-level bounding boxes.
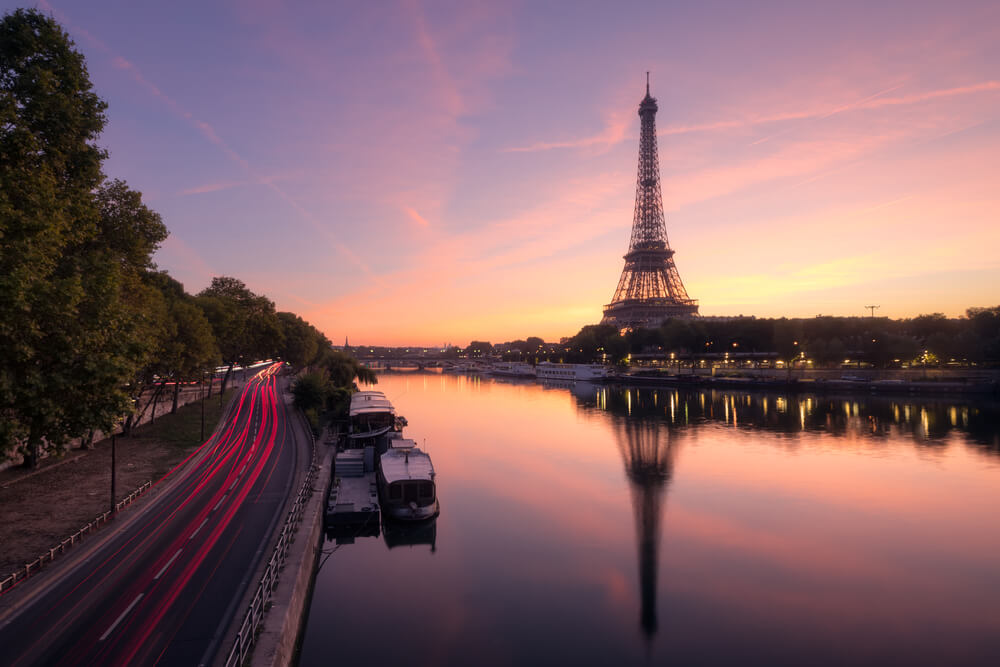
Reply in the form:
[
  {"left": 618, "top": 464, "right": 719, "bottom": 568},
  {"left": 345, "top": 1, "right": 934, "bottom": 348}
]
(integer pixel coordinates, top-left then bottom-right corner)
[
  {"left": 389, "top": 483, "right": 402, "bottom": 500},
  {"left": 403, "top": 482, "right": 419, "bottom": 503},
  {"left": 419, "top": 482, "right": 433, "bottom": 498}
]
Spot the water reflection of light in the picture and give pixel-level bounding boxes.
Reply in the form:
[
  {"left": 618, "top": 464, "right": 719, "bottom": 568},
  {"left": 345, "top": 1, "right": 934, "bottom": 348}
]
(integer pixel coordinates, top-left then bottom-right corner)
[
  {"left": 724, "top": 396, "right": 730, "bottom": 423},
  {"left": 921, "top": 408, "right": 929, "bottom": 438},
  {"left": 776, "top": 397, "right": 787, "bottom": 413},
  {"left": 799, "top": 402, "right": 806, "bottom": 430},
  {"left": 333, "top": 374, "right": 1000, "bottom": 667},
  {"left": 670, "top": 394, "right": 675, "bottom": 423},
  {"left": 950, "top": 406, "right": 957, "bottom": 427}
]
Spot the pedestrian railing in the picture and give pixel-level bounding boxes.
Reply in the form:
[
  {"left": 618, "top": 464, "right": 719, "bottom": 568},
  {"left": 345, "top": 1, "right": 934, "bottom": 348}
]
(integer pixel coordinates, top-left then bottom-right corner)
[
  {"left": 223, "top": 420, "right": 318, "bottom": 667},
  {"left": 0, "top": 480, "right": 151, "bottom": 596}
]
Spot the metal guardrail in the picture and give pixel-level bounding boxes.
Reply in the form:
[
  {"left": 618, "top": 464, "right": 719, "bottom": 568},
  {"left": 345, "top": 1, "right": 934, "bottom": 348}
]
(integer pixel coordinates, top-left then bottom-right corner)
[
  {"left": 223, "top": 420, "right": 318, "bottom": 667},
  {"left": 0, "top": 480, "right": 152, "bottom": 596}
]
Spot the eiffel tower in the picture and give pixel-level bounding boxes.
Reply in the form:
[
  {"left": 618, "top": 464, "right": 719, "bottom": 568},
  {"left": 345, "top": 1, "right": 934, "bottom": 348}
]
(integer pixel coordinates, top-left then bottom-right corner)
[
  {"left": 613, "top": 414, "right": 677, "bottom": 641},
  {"left": 602, "top": 74, "right": 698, "bottom": 330}
]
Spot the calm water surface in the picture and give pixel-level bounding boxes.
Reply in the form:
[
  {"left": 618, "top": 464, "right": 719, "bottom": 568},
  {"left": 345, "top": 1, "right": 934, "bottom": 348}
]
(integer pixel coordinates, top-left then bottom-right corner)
[{"left": 298, "top": 373, "right": 1000, "bottom": 666}]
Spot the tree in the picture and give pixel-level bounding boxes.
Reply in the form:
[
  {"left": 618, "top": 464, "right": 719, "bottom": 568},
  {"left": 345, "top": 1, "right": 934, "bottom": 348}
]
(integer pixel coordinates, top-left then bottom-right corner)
[
  {"left": 197, "top": 276, "right": 283, "bottom": 393},
  {"left": 466, "top": 341, "right": 492, "bottom": 358},
  {"left": 1, "top": 10, "right": 157, "bottom": 465},
  {"left": 276, "top": 311, "right": 327, "bottom": 369}
]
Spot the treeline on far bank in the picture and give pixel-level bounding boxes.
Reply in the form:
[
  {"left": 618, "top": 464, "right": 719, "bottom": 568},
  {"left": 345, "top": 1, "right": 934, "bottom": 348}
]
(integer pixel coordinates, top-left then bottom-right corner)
[
  {"left": 0, "top": 9, "right": 368, "bottom": 466},
  {"left": 555, "top": 309, "right": 1000, "bottom": 367}
]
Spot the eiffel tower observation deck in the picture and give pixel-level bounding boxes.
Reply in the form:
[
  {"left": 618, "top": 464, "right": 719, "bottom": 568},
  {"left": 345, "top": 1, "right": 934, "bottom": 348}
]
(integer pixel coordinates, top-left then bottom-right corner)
[{"left": 602, "top": 74, "right": 698, "bottom": 330}]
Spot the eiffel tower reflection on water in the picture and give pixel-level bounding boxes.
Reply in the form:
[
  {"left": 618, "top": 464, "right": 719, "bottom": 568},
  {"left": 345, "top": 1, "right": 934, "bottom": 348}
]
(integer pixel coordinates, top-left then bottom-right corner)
[{"left": 612, "top": 405, "right": 678, "bottom": 643}]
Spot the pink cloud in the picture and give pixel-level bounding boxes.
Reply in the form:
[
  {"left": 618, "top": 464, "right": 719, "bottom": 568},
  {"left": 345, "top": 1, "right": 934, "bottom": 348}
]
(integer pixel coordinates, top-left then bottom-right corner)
[
  {"left": 404, "top": 206, "right": 431, "bottom": 227},
  {"left": 508, "top": 80, "right": 1000, "bottom": 154},
  {"left": 178, "top": 181, "right": 248, "bottom": 196},
  {"left": 503, "top": 112, "right": 631, "bottom": 153}
]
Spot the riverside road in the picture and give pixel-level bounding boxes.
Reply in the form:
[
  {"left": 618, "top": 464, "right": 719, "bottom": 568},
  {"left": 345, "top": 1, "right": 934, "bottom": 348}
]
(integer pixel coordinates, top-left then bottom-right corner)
[{"left": 0, "top": 362, "right": 312, "bottom": 666}]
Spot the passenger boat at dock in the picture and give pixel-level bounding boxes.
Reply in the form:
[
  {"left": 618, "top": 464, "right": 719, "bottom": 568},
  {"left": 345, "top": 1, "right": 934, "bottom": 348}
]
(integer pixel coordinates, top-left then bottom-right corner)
[
  {"left": 489, "top": 362, "right": 537, "bottom": 378},
  {"left": 377, "top": 438, "right": 439, "bottom": 521},
  {"left": 535, "top": 362, "right": 611, "bottom": 382}
]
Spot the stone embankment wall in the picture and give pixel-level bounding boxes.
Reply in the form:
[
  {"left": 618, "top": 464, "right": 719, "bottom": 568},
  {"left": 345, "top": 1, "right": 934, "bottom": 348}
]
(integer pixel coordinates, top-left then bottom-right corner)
[{"left": 0, "top": 377, "right": 245, "bottom": 473}]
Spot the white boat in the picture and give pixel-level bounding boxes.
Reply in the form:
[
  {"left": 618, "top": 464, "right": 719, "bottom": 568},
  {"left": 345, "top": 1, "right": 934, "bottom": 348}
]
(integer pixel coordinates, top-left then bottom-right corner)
[
  {"left": 349, "top": 390, "right": 396, "bottom": 440},
  {"left": 378, "top": 438, "right": 439, "bottom": 521},
  {"left": 489, "top": 362, "right": 537, "bottom": 378},
  {"left": 535, "top": 362, "right": 611, "bottom": 381}
]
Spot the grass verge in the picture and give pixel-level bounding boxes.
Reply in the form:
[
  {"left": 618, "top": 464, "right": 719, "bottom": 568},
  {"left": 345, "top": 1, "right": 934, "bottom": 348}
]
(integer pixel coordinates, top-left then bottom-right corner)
[{"left": 0, "top": 388, "right": 237, "bottom": 575}]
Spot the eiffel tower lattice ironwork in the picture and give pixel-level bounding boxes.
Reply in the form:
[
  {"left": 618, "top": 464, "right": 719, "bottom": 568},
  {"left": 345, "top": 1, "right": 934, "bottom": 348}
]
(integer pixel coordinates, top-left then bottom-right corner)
[{"left": 602, "top": 74, "right": 698, "bottom": 330}]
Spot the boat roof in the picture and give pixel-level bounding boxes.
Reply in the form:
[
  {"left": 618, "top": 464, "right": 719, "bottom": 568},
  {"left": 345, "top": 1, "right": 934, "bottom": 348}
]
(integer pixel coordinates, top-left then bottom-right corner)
[
  {"left": 380, "top": 441, "right": 435, "bottom": 484},
  {"left": 350, "top": 391, "right": 395, "bottom": 417}
]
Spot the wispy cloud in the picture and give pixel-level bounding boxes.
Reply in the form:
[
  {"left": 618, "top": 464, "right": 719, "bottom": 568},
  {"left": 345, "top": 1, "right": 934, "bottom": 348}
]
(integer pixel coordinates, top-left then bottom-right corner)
[
  {"left": 503, "top": 112, "right": 630, "bottom": 153},
  {"left": 179, "top": 180, "right": 248, "bottom": 196},
  {"left": 404, "top": 206, "right": 431, "bottom": 227},
  {"left": 506, "top": 80, "right": 1000, "bottom": 153},
  {"left": 42, "top": 2, "right": 374, "bottom": 278},
  {"left": 665, "top": 81, "right": 1000, "bottom": 138}
]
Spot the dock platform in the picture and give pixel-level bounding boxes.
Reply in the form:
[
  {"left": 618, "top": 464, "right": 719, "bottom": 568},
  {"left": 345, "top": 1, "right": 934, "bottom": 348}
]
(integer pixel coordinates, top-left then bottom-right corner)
[{"left": 325, "top": 450, "right": 380, "bottom": 527}]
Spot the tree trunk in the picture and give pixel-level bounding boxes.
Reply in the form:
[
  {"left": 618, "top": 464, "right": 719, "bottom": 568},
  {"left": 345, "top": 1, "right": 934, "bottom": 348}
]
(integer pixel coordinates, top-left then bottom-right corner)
[
  {"left": 171, "top": 380, "right": 180, "bottom": 414},
  {"left": 82, "top": 429, "right": 95, "bottom": 450},
  {"left": 220, "top": 364, "right": 233, "bottom": 396},
  {"left": 132, "top": 380, "right": 167, "bottom": 432},
  {"left": 24, "top": 424, "right": 41, "bottom": 469}
]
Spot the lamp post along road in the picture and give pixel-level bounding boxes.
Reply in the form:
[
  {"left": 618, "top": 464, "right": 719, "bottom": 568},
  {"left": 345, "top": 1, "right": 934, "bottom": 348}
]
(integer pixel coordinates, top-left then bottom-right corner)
[{"left": 110, "top": 432, "right": 116, "bottom": 514}]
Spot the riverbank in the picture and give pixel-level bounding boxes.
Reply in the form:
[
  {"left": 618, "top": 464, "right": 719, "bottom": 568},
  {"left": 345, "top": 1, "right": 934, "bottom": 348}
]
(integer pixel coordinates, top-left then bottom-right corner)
[
  {"left": 0, "top": 388, "right": 237, "bottom": 575},
  {"left": 617, "top": 369, "right": 998, "bottom": 396}
]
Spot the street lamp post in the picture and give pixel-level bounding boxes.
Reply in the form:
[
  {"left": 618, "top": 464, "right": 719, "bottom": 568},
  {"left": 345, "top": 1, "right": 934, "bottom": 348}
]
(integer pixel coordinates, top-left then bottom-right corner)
[
  {"left": 110, "top": 431, "right": 116, "bottom": 514},
  {"left": 201, "top": 370, "right": 206, "bottom": 441}
]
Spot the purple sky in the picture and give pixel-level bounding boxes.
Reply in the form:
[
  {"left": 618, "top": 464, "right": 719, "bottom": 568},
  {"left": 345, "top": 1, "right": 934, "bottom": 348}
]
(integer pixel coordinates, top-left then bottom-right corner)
[{"left": 13, "top": 0, "right": 1000, "bottom": 345}]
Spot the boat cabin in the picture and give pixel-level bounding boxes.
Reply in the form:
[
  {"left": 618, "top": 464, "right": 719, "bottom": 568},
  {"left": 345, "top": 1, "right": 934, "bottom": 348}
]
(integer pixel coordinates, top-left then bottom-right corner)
[
  {"left": 378, "top": 438, "right": 439, "bottom": 521},
  {"left": 349, "top": 390, "right": 396, "bottom": 436}
]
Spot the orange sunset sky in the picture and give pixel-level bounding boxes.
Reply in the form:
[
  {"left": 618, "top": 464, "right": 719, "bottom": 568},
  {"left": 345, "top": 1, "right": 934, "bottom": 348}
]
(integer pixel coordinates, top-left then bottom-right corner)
[{"left": 24, "top": 0, "right": 1000, "bottom": 345}]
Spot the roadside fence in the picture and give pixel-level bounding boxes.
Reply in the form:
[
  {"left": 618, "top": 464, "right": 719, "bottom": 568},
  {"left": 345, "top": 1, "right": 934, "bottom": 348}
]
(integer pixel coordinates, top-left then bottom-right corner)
[
  {"left": 223, "top": 417, "right": 318, "bottom": 667},
  {"left": 0, "top": 480, "right": 151, "bottom": 596}
]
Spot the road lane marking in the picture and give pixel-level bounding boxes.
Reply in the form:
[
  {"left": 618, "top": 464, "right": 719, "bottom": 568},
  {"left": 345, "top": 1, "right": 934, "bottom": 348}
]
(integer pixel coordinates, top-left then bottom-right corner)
[
  {"left": 154, "top": 549, "right": 182, "bottom": 580},
  {"left": 189, "top": 518, "right": 209, "bottom": 540},
  {"left": 100, "top": 594, "right": 144, "bottom": 640},
  {"left": 228, "top": 480, "right": 237, "bottom": 491},
  {"left": 213, "top": 495, "right": 227, "bottom": 512}
]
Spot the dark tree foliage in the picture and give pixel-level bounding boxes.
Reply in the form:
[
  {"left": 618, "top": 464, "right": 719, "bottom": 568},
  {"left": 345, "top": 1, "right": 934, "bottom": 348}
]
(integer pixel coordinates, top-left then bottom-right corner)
[
  {"left": 197, "top": 276, "right": 283, "bottom": 392},
  {"left": 562, "top": 308, "right": 1000, "bottom": 367},
  {"left": 276, "top": 311, "right": 329, "bottom": 369},
  {"left": 466, "top": 341, "right": 493, "bottom": 357},
  {"left": 0, "top": 10, "right": 167, "bottom": 465}
]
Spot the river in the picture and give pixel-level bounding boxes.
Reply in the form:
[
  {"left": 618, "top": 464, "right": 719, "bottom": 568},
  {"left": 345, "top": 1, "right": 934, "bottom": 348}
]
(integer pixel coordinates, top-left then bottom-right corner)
[{"left": 298, "top": 372, "right": 1000, "bottom": 666}]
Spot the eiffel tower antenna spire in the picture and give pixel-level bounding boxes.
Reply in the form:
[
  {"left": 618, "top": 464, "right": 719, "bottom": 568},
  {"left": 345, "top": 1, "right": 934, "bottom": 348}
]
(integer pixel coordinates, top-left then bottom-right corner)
[{"left": 602, "top": 76, "right": 698, "bottom": 330}]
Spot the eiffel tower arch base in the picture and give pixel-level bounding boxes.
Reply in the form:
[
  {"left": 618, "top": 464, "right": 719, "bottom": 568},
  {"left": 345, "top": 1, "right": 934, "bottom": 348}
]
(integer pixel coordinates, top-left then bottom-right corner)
[{"left": 602, "top": 299, "right": 699, "bottom": 331}]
